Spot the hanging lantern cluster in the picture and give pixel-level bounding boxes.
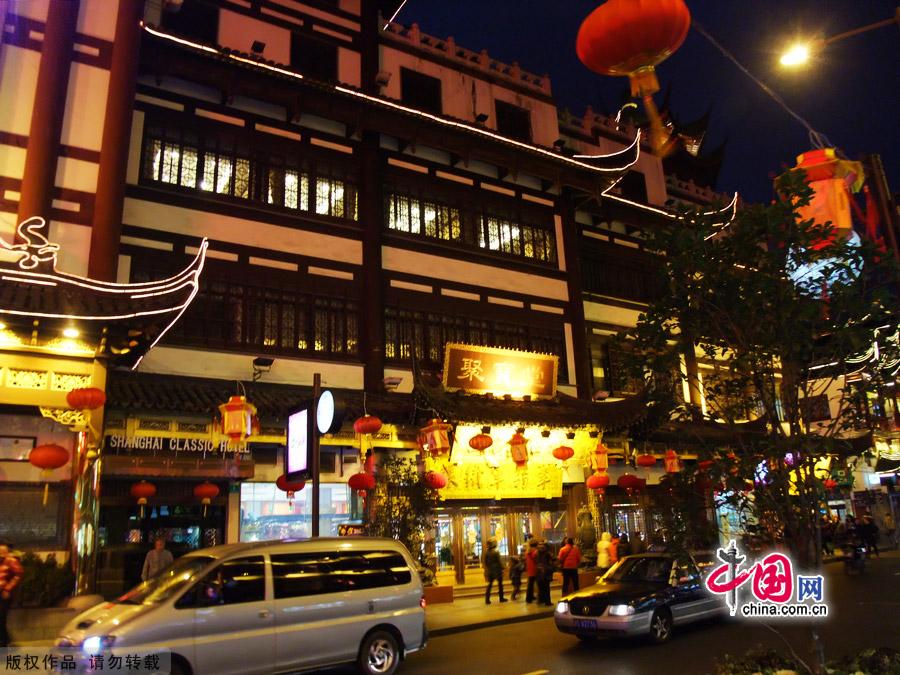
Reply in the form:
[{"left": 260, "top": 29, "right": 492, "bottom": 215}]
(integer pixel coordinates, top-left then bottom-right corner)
[
  {"left": 508, "top": 429, "right": 529, "bottom": 470},
  {"left": 276, "top": 473, "right": 306, "bottom": 507},
  {"left": 29, "top": 444, "right": 70, "bottom": 506},
  {"left": 66, "top": 387, "right": 106, "bottom": 411},
  {"left": 469, "top": 427, "right": 493, "bottom": 453},
  {"left": 130, "top": 480, "right": 156, "bottom": 518},
  {"left": 421, "top": 418, "right": 452, "bottom": 458},
  {"left": 576, "top": 0, "right": 691, "bottom": 154},
  {"left": 194, "top": 481, "right": 219, "bottom": 517},
  {"left": 219, "top": 394, "right": 257, "bottom": 444}
]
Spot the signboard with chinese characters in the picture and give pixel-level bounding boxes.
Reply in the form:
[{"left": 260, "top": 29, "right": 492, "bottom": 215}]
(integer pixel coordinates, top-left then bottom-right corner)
[
  {"left": 442, "top": 343, "right": 558, "bottom": 399},
  {"left": 429, "top": 459, "right": 563, "bottom": 500}
]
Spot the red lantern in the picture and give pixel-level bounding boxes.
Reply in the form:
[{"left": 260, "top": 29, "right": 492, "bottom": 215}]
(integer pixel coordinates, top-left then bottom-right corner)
[
  {"left": 348, "top": 472, "right": 376, "bottom": 493},
  {"left": 617, "top": 473, "right": 646, "bottom": 494},
  {"left": 576, "top": 0, "right": 691, "bottom": 153},
  {"left": 823, "top": 479, "right": 838, "bottom": 490},
  {"left": 509, "top": 432, "right": 529, "bottom": 470},
  {"left": 353, "top": 415, "right": 383, "bottom": 435},
  {"left": 586, "top": 470, "right": 610, "bottom": 491},
  {"left": 66, "top": 387, "right": 106, "bottom": 410},
  {"left": 664, "top": 449, "right": 680, "bottom": 473},
  {"left": 424, "top": 471, "right": 448, "bottom": 490},
  {"left": 29, "top": 443, "right": 70, "bottom": 506},
  {"left": 698, "top": 459, "right": 715, "bottom": 472},
  {"left": 276, "top": 473, "right": 306, "bottom": 504},
  {"left": 194, "top": 481, "right": 219, "bottom": 516},
  {"left": 592, "top": 441, "right": 609, "bottom": 471},
  {"left": 421, "top": 418, "right": 452, "bottom": 457},
  {"left": 594, "top": 487, "right": 606, "bottom": 499},
  {"left": 218, "top": 395, "right": 257, "bottom": 443},
  {"left": 130, "top": 480, "right": 156, "bottom": 517},
  {"left": 553, "top": 445, "right": 575, "bottom": 463},
  {"left": 469, "top": 428, "right": 493, "bottom": 453},
  {"left": 635, "top": 453, "right": 657, "bottom": 468}
]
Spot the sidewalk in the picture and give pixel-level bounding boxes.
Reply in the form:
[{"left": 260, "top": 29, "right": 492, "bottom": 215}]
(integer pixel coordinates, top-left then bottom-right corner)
[{"left": 427, "top": 594, "right": 556, "bottom": 637}]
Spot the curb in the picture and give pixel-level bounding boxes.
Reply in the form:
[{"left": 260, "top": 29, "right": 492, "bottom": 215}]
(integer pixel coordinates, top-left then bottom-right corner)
[{"left": 428, "top": 610, "right": 555, "bottom": 638}]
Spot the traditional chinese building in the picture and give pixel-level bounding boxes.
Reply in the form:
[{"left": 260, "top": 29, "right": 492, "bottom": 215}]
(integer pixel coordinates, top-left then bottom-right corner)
[{"left": 0, "top": 0, "right": 739, "bottom": 595}]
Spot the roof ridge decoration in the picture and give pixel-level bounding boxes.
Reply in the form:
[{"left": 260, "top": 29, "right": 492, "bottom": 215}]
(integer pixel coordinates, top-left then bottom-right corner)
[{"left": 141, "top": 24, "right": 641, "bottom": 176}]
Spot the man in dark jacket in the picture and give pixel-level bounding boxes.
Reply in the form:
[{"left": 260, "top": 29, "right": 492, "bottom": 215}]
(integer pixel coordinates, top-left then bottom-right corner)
[
  {"left": 0, "top": 543, "right": 24, "bottom": 647},
  {"left": 483, "top": 539, "right": 506, "bottom": 604},
  {"left": 535, "top": 541, "right": 554, "bottom": 606}
]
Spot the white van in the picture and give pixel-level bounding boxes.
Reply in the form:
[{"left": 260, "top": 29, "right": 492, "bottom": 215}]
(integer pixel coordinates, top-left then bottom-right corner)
[{"left": 57, "top": 537, "right": 427, "bottom": 675}]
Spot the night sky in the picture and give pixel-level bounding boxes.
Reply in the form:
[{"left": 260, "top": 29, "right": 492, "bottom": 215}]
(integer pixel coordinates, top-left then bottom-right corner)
[{"left": 400, "top": 0, "right": 899, "bottom": 204}]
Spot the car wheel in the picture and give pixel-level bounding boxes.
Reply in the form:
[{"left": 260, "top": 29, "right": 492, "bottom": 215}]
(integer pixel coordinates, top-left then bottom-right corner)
[
  {"left": 358, "top": 629, "right": 400, "bottom": 675},
  {"left": 649, "top": 609, "right": 672, "bottom": 644},
  {"left": 170, "top": 656, "right": 191, "bottom": 675}
]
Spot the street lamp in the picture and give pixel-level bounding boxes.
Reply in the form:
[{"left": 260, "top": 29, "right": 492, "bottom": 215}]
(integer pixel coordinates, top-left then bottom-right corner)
[{"left": 779, "top": 7, "right": 900, "bottom": 67}]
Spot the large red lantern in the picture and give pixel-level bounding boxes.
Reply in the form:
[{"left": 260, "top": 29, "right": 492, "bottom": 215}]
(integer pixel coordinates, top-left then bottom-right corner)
[
  {"left": 617, "top": 473, "right": 646, "bottom": 494},
  {"left": 576, "top": 0, "right": 691, "bottom": 153},
  {"left": 29, "top": 443, "right": 70, "bottom": 506},
  {"left": 469, "top": 428, "right": 493, "bottom": 453},
  {"left": 66, "top": 387, "right": 106, "bottom": 410},
  {"left": 194, "top": 481, "right": 220, "bottom": 517},
  {"left": 348, "top": 472, "right": 376, "bottom": 493},
  {"left": 276, "top": 473, "right": 306, "bottom": 506},
  {"left": 130, "top": 480, "right": 156, "bottom": 517},
  {"left": 635, "top": 453, "right": 657, "bottom": 468},
  {"left": 421, "top": 418, "right": 452, "bottom": 457},
  {"left": 508, "top": 431, "right": 529, "bottom": 470},
  {"left": 664, "top": 449, "right": 680, "bottom": 473},
  {"left": 823, "top": 478, "right": 838, "bottom": 491},
  {"left": 553, "top": 445, "right": 575, "bottom": 464},
  {"left": 218, "top": 395, "right": 257, "bottom": 443},
  {"left": 424, "top": 471, "right": 448, "bottom": 490},
  {"left": 586, "top": 470, "right": 610, "bottom": 491},
  {"left": 353, "top": 415, "right": 383, "bottom": 435}
]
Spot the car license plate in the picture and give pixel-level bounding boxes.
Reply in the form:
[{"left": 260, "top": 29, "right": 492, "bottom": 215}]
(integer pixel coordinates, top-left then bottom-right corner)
[{"left": 575, "top": 619, "right": 597, "bottom": 630}]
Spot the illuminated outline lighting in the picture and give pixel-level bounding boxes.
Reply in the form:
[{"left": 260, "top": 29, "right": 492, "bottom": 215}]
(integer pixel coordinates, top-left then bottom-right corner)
[{"left": 384, "top": 0, "right": 409, "bottom": 28}]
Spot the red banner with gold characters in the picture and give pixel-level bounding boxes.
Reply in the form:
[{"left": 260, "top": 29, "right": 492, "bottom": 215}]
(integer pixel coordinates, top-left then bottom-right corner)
[{"left": 442, "top": 343, "right": 558, "bottom": 399}]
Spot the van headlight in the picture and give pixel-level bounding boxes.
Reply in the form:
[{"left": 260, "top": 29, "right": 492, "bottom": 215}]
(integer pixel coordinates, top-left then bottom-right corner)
[
  {"left": 82, "top": 635, "right": 116, "bottom": 653},
  {"left": 555, "top": 601, "right": 569, "bottom": 614},
  {"left": 607, "top": 604, "right": 635, "bottom": 616}
]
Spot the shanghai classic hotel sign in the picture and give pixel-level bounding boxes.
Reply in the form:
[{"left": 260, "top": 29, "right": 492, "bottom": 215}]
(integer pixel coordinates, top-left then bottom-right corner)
[{"left": 442, "top": 343, "right": 558, "bottom": 399}]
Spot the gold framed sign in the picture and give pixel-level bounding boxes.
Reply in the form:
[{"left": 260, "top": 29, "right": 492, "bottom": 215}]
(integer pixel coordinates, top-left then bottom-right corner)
[{"left": 442, "top": 343, "right": 558, "bottom": 399}]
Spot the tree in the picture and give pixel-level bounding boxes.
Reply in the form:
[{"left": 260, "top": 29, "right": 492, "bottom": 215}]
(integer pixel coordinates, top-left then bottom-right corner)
[{"left": 622, "top": 169, "right": 898, "bottom": 570}]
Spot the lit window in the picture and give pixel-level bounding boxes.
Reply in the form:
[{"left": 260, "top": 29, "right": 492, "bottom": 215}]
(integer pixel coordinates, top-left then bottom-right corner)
[{"left": 316, "top": 178, "right": 346, "bottom": 218}]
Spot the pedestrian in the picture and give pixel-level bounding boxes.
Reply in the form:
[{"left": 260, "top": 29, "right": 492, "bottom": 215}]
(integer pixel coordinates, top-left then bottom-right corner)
[
  {"left": 535, "top": 541, "right": 554, "bottom": 606},
  {"left": 508, "top": 546, "right": 525, "bottom": 600},
  {"left": 882, "top": 513, "right": 896, "bottom": 549},
  {"left": 609, "top": 535, "right": 620, "bottom": 565},
  {"left": 860, "top": 515, "right": 879, "bottom": 558},
  {"left": 629, "top": 531, "right": 645, "bottom": 555},
  {"left": 558, "top": 537, "right": 581, "bottom": 596},
  {"left": 0, "top": 542, "right": 23, "bottom": 648},
  {"left": 525, "top": 539, "right": 539, "bottom": 603},
  {"left": 141, "top": 537, "right": 174, "bottom": 582},
  {"left": 483, "top": 539, "right": 506, "bottom": 604},
  {"left": 597, "top": 532, "right": 612, "bottom": 570}
]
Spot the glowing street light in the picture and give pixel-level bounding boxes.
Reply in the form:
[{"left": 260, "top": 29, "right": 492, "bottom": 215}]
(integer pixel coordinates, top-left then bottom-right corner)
[{"left": 779, "top": 8, "right": 900, "bottom": 68}]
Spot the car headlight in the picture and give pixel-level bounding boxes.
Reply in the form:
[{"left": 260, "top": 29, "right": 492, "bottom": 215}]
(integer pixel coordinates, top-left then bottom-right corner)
[
  {"left": 607, "top": 604, "right": 635, "bottom": 616},
  {"left": 82, "top": 635, "right": 116, "bottom": 654},
  {"left": 555, "top": 601, "right": 569, "bottom": 614}
]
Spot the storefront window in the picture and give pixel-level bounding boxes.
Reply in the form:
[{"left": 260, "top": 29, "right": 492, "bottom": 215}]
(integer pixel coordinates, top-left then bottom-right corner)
[
  {"left": 239, "top": 482, "right": 352, "bottom": 541},
  {"left": 540, "top": 510, "right": 567, "bottom": 548}
]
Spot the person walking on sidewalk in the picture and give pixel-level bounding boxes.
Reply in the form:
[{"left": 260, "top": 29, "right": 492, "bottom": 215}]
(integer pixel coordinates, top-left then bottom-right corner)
[
  {"left": 535, "top": 541, "right": 554, "bottom": 606},
  {"left": 882, "top": 513, "right": 896, "bottom": 548},
  {"left": 483, "top": 539, "right": 507, "bottom": 604},
  {"left": 0, "top": 543, "right": 24, "bottom": 648},
  {"left": 525, "top": 539, "right": 539, "bottom": 603},
  {"left": 558, "top": 537, "right": 581, "bottom": 596},
  {"left": 508, "top": 546, "right": 525, "bottom": 600},
  {"left": 142, "top": 537, "right": 174, "bottom": 582}
]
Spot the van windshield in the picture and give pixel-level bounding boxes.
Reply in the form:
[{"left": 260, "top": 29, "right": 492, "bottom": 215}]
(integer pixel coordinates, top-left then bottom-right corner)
[{"left": 116, "top": 556, "right": 215, "bottom": 605}]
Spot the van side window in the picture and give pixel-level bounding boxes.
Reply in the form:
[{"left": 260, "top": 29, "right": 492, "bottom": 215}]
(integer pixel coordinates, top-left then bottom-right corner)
[
  {"left": 195, "top": 556, "right": 266, "bottom": 606},
  {"left": 271, "top": 550, "right": 412, "bottom": 599}
]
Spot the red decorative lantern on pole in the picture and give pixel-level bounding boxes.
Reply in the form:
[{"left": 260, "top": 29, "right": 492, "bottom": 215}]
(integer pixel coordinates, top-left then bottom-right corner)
[
  {"left": 130, "top": 480, "right": 156, "bottom": 518},
  {"left": 664, "top": 449, "right": 680, "bottom": 473},
  {"left": 576, "top": 0, "right": 691, "bottom": 154},
  {"left": 29, "top": 444, "right": 70, "bottom": 505},
  {"left": 276, "top": 473, "right": 306, "bottom": 507},
  {"left": 219, "top": 394, "right": 257, "bottom": 443},
  {"left": 194, "top": 481, "right": 220, "bottom": 517},
  {"left": 424, "top": 471, "right": 448, "bottom": 490},
  {"left": 421, "top": 418, "right": 452, "bottom": 457},
  {"left": 469, "top": 427, "right": 493, "bottom": 453},
  {"left": 353, "top": 414, "right": 383, "bottom": 435},
  {"left": 508, "top": 430, "right": 529, "bottom": 470},
  {"left": 66, "top": 387, "right": 106, "bottom": 410}
]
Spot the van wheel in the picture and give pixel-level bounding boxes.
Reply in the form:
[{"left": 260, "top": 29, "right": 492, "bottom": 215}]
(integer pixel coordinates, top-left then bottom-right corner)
[
  {"left": 170, "top": 656, "right": 191, "bottom": 675},
  {"left": 649, "top": 608, "right": 672, "bottom": 644},
  {"left": 358, "top": 630, "right": 400, "bottom": 675}
]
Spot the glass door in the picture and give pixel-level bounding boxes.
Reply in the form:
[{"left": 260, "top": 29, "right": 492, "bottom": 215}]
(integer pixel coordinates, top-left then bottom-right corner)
[
  {"left": 460, "top": 510, "right": 483, "bottom": 572},
  {"left": 486, "top": 511, "right": 509, "bottom": 556},
  {"left": 435, "top": 511, "right": 455, "bottom": 571}
]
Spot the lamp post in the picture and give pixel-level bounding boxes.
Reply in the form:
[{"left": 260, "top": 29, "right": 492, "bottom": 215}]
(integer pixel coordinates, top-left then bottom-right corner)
[{"left": 779, "top": 7, "right": 900, "bottom": 66}]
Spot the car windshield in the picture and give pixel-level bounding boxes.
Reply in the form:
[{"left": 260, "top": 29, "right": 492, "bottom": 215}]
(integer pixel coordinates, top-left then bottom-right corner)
[
  {"left": 116, "top": 556, "right": 215, "bottom": 605},
  {"left": 605, "top": 557, "right": 672, "bottom": 583}
]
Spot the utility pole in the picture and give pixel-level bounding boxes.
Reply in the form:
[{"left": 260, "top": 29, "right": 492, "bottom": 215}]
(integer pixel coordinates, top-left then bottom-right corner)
[{"left": 311, "top": 372, "right": 321, "bottom": 537}]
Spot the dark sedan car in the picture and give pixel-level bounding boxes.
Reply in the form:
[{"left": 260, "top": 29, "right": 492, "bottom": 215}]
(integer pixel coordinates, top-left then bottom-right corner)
[{"left": 554, "top": 553, "right": 726, "bottom": 643}]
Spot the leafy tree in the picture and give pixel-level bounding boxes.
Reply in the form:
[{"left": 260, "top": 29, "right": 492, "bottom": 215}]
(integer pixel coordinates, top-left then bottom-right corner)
[{"left": 622, "top": 169, "right": 898, "bottom": 569}]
